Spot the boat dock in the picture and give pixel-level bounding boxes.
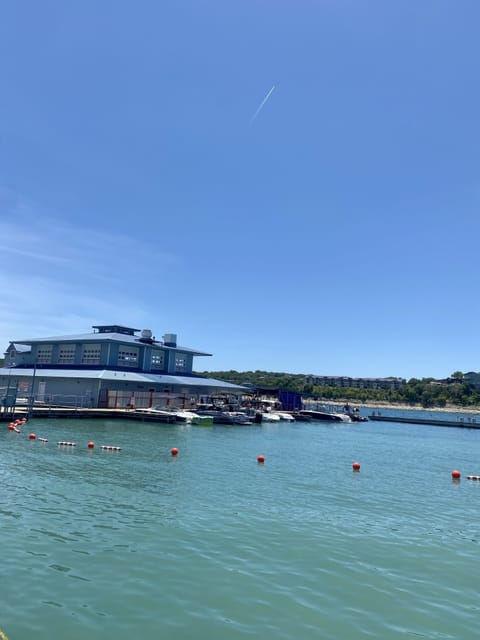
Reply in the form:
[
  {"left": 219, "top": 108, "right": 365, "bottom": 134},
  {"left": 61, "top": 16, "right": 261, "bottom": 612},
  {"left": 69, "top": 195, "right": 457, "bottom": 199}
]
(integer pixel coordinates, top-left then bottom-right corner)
[
  {"left": 1, "top": 406, "right": 177, "bottom": 423},
  {"left": 369, "top": 413, "right": 480, "bottom": 429}
]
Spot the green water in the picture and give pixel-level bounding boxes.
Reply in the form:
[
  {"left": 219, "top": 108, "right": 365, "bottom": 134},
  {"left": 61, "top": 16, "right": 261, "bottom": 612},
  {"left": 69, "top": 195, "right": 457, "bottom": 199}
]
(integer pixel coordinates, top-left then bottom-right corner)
[{"left": 1, "top": 417, "right": 479, "bottom": 639}]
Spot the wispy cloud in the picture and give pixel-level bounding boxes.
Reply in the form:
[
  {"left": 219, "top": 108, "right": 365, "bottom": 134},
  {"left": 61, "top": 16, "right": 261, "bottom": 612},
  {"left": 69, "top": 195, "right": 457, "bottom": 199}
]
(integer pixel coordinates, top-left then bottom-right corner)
[
  {"left": 0, "top": 244, "right": 71, "bottom": 264},
  {"left": 0, "top": 187, "right": 180, "bottom": 348}
]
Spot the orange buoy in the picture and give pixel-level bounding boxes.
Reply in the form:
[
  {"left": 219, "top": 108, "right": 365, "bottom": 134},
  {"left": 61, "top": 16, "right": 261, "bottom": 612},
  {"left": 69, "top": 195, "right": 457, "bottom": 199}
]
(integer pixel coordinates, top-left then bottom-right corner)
[
  {"left": 257, "top": 455, "right": 265, "bottom": 463},
  {"left": 451, "top": 469, "right": 461, "bottom": 479},
  {"left": 29, "top": 433, "right": 36, "bottom": 440},
  {"left": 87, "top": 441, "right": 95, "bottom": 449},
  {"left": 171, "top": 447, "right": 179, "bottom": 456},
  {"left": 352, "top": 461, "right": 361, "bottom": 472}
]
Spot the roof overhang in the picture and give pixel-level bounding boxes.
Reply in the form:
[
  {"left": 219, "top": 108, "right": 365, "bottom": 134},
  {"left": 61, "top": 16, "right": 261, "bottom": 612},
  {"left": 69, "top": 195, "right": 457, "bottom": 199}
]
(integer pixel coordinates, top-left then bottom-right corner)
[{"left": 0, "top": 368, "right": 246, "bottom": 391}]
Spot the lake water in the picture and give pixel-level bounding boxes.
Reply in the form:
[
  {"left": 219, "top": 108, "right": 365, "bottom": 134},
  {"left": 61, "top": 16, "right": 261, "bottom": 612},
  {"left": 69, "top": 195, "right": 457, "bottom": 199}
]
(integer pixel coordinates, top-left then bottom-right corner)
[{"left": 1, "top": 414, "right": 479, "bottom": 640}]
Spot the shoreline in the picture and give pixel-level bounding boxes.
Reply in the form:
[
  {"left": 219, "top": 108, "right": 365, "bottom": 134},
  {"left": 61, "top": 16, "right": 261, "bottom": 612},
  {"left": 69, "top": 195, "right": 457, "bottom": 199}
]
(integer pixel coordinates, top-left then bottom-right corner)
[{"left": 328, "top": 401, "right": 480, "bottom": 416}]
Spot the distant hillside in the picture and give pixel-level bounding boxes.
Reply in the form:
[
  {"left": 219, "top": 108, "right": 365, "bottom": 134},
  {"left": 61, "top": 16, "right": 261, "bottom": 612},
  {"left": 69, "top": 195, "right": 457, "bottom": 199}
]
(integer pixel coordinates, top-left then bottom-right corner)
[{"left": 199, "top": 370, "right": 480, "bottom": 408}]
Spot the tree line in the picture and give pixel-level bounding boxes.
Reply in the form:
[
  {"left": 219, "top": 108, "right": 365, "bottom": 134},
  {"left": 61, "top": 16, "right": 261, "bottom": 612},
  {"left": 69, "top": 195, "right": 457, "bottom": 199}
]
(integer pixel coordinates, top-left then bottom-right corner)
[{"left": 199, "top": 370, "right": 480, "bottom": 408}]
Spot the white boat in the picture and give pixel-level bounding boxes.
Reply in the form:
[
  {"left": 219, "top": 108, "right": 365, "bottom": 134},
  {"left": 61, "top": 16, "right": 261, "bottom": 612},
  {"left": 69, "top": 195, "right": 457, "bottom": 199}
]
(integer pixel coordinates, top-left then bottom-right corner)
[
  {"left": 261, "top": 412, "right": 281, "bottom": 422},
  {"left": 273, "top": 411, "right": 295, "bottom": 421},
  {"left": 175, "top": 411, "right": 213, "bottom": 426},
  {"left": 299, "top": 409, "right": 351, "bottom": 423},
  {"left": 195, "top": 408, "right": 253, "bottom": 425}
]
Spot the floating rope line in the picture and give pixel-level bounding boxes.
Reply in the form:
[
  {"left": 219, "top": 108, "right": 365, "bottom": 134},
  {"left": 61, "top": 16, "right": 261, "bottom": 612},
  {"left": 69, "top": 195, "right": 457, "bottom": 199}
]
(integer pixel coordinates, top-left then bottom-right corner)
[{"left": 0, "top": 628, "right": 10, "bottom": 640}]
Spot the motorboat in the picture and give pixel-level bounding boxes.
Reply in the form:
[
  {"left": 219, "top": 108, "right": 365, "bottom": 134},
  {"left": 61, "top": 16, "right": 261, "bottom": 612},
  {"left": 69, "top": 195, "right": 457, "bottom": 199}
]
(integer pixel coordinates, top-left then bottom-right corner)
[
  {"left": 274, "top": 411, "right": 295, "bottom": 421},
  {"left": 298, "top": 409, "right": 351, "bottom": 423},
  {"left": 261, "top": 412, "right": 281, "bottom": 422},
  {"left": 195, "top": 407, "right": 253, "bottom": 425},
  {"left": 174, "top": 411, "right": 213, "bottom": 426}
]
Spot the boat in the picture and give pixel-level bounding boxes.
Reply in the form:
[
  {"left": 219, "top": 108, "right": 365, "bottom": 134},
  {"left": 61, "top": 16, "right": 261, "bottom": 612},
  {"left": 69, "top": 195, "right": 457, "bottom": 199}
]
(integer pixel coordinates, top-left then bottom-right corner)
[
  {"left": 261, "top": 412, "right": 281, "bottom": 422},
  {"left": 299, "top": 409, "right": 351, "bottom": 422},
  {"left": 195, "top": 407, "right": 253, "bottom": 425},
  {"left": 291, "top": 412, "right": 312, "bottom": 422},
  {"left": 274, "top": 411, "right": 295, "bottom": 421},
  {"left": 228, "top": 412, "right": 254, "bottom": 425},
  {"left": 343, "top": 404, "right": 369, "bottom": 422},
  {"left": 250, "top": 400, "right": 295, "bottom": 423},
  {"left": 129, "top": 407, "right": 177, "bottom": 423},
  {"left": 174, "top": 411, "right": 213, "bottom": 426},
  {"left": 299, "top": 402, "right": 369, "bottom": 423}
]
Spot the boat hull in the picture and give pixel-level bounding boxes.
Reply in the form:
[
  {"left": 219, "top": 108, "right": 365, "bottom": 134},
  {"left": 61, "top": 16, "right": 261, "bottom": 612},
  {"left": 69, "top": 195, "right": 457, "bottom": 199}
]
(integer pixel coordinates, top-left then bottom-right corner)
[{"left": 299, "top": 410, "right": 347, "bottom": 422}]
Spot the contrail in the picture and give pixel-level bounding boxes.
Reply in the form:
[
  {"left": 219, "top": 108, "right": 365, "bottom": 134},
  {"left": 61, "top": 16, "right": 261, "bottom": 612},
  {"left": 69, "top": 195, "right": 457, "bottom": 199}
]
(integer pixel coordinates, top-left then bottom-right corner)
[{"left": 249, "top": 85, "right": 276, "bottom": 125}]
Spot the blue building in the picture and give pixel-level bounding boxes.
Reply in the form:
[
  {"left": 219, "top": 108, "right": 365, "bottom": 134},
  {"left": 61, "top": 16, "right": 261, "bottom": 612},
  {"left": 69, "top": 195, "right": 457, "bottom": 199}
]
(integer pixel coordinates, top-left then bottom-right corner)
[{"left": 1, "top": 324, "right": 245, "bottom": 409}]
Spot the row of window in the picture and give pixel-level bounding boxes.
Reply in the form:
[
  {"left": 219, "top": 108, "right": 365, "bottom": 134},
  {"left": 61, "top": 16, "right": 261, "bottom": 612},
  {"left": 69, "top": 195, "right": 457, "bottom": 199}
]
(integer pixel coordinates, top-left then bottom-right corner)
[{"left": 30, "top": 345, "right": 180, "bottom": 369}]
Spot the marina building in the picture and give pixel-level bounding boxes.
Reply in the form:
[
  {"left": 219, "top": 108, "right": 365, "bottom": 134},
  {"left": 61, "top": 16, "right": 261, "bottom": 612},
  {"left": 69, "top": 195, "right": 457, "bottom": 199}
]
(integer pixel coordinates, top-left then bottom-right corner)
[{"left": 0, "top": 324, "right": 245, "bottom": 410}]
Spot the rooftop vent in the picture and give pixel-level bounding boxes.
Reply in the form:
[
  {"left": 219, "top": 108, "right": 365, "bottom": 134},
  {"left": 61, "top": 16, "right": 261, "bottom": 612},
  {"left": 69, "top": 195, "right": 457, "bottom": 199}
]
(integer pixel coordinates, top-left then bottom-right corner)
[
  {"left": 140, "top": 328, "right": 154, "bottom": 343},
  {"left": 162, "top": 333, "right": 177, "bottom": 347},
  {"left": 92, "top": 325, "right": 139, "bottom": 336}
]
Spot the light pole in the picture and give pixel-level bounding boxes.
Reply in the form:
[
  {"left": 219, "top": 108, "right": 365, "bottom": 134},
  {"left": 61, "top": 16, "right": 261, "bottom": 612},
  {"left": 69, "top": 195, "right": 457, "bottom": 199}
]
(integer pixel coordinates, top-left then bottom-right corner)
[
  {"left": 28, "top": 361, "right": 37, "bottom": 418},
  {"left": 4, "top": 365, "right": 17, "bottom": 419}
]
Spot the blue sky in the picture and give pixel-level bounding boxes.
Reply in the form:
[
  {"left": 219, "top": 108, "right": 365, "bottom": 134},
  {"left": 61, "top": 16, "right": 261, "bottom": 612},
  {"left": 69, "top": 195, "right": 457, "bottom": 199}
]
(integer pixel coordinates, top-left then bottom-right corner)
[{"left": 1, "top": 1, "right": 479, "bottom": 380}]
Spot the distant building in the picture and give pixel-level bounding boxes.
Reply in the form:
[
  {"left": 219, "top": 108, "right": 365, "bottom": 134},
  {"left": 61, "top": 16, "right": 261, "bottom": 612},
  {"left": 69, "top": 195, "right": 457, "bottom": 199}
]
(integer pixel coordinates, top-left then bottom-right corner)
[
  {"left": 0, "top": 324, "right": 245, "bottom": 409},
  {"left": 305, "top": 375, "right": 406, "bottom": 390},
  {"left": 463, "top": 372, "right": 480, "bottom": 389}
]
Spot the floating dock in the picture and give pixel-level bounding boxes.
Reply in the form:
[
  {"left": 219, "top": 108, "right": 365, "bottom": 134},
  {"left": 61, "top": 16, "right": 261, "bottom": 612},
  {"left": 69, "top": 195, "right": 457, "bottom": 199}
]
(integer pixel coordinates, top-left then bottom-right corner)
[
  {"left": 369, "top": 413, "right": 480, "bottom": 429},
  {"left": 0, "top": 407, "right": 177, "bottom": 423}
]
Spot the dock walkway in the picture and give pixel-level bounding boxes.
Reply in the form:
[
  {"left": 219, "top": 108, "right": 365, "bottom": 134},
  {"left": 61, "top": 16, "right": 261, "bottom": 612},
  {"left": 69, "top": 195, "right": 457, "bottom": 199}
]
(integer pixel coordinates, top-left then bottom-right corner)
[
  {"left": 1, "top": 406, "right": 177, "bottom": 423},
  {"left": 369, "top": 413, "right": 480, "bottom": 429}
]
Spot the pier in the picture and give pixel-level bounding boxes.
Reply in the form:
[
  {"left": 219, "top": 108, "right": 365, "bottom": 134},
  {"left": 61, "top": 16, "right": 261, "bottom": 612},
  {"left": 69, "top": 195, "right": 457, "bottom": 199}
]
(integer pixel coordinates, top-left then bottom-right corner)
[
  {"left": 1, "top": 406, "right": 177, "bottom": 423},
  {"left": 369, "top": 413, "right": 480, "bottom": 429}
]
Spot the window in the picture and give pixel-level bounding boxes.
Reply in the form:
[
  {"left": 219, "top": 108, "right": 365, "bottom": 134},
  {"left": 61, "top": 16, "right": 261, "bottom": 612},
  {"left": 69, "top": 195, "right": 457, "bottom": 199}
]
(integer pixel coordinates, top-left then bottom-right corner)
[
  {"left": 118, "top": 347, "right": 138, "bottom": 367},
  {"left": 81, "top": 344, "right": 101, "bottom": 365},
  {"left": 151, "top": 351, "right": 165, "bottom": 370},
  {"left": 36, "top": 346, "right": 52, "bottom": 364},
  {"left": 175, "top": 354, "right": 187, "bottom": 371},
  {"left": 58, "top": 345, "right": 76, "bottom": 364}
]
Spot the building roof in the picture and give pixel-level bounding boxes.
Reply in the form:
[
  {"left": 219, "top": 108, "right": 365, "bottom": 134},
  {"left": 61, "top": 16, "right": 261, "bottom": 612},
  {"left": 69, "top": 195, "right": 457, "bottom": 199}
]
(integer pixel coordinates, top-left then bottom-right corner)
[
  {"left": 0, "top": 368, "right": 245, "bottom": 390},
  {"left": 11, "top": 331, "right": 211, "bottom": 356},
  {"left": 12, "top": 343, "right": 31, "bottom": 353}
]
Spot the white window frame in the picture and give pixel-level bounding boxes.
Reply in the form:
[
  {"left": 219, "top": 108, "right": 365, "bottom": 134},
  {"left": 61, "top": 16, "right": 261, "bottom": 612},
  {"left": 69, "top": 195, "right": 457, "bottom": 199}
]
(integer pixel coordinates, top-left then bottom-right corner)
[
  {"left": 81, "top": 344, "right": 101, "bottom": 365},
  {"left": 151, "top": 351, "right": 165, "bottom": 370},
  {"left": 175, "top": 353, "right": 187, "bottom": 371},
  {"left": 58, "top": 344, "right": 76, "bottom": 365},
  {"left": 118, "top": 346, "right": 139, "bottom": 368},
  {"left": 36, "top": 345, "right": 53, "bottom": 364}
]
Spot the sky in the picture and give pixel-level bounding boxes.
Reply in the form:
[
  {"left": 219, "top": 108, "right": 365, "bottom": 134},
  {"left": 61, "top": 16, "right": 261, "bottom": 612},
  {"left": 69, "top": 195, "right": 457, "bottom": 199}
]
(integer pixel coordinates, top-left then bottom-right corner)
[{"left": 1, "top": 0, "right": 479, "bottom": 380}]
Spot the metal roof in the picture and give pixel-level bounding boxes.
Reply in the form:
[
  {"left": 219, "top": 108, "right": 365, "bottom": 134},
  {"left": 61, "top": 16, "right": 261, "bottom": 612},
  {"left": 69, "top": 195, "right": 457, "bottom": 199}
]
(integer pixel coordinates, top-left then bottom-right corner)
[
  {"left": 0, "top": 368, "right": 246, "bottom": 390},
  {"left": 11, "top": 332, "right": 211, "bottom": 356},
  {"left": 12, "top": 344, "right": 31, "bottom": 353}
]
